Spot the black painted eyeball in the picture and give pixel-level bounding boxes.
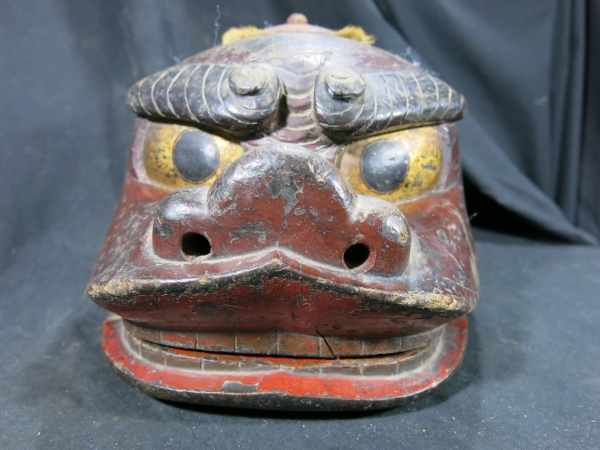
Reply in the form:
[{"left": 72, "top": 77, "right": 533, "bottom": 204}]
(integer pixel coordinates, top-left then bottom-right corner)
[
  {"left": 172, "top": 131, "right": 220, "bottom": 183},
  {"left": 360, "top": 140, "right": 410, "bottom": 193}
]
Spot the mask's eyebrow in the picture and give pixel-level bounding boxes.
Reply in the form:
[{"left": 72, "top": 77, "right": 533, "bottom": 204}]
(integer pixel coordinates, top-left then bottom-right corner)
[
  {"left": 126, "top": 63, "right": 284, "bottom": 136},
  {"left": 315, "top": 67, "right": 467, "bottom": 139}
]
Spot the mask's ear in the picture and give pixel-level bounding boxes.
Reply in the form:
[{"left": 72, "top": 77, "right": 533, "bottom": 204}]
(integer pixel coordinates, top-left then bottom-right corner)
[
  {"left": 315, "top": 67, "right": 467, "bottom": 139},
  {"left": 126, "top": 63, "right": 283, "bottom": 137}
]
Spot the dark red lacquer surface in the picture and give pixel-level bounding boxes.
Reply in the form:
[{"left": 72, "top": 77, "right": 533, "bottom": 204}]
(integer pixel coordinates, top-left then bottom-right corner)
[{"left": 86, "top": 15, "right": 478, "bottom": 410}]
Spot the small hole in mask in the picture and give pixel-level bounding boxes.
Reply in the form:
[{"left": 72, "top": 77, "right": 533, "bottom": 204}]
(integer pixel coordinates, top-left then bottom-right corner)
[
  {"left": 343, "top": 243, "right": 371, "bottom": 270},
  {"left": 181, "top": 232, "right": 212, "bottom": 258}
]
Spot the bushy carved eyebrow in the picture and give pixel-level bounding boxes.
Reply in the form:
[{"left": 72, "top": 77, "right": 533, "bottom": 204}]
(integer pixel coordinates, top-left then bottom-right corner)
[
  {"left": 315, "top": 67, "right": 467, "bottom": 139},
  {"left": 126, "top": 63, "right": 284, "bottom": 137},
  {"left": 126, "top": 62, "right": 466, "bottom": 141}
]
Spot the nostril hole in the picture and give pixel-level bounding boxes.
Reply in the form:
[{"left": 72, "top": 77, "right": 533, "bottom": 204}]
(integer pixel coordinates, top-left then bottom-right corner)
[
  {"left": 181, "top": 232, "right": 212, "bottom": 258},
  {"left": 343, "top": 243, "right": 370, "bottom": 270}
]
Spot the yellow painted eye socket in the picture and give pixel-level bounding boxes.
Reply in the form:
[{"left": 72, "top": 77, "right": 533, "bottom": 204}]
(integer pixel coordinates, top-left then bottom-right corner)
[
  {"left": 335, "top": 127, "right": 443, "bottom": 202},
  {"left": 143, "top": 122, "right": 243, "bottom": 189}
]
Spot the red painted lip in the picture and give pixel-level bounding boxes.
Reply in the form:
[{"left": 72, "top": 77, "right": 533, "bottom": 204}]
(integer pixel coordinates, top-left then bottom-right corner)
[{"left": 102, "top": 315, "right": 468, "bottom": 411}]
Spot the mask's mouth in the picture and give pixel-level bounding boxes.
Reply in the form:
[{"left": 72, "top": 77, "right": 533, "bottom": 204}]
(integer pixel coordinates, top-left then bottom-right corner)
[
  {"left": 124, "top": 319, "right": 445, "bottom": 358},
  {"left": 102, "top": 314, "right": 468, "bottom": 411}
]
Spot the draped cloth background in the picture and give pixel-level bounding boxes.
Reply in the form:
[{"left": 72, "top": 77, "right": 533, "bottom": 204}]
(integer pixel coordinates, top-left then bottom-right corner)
[
  {"left": 1, "top": 1, "right": 600, "bottom": 448},
  {"left": 1, "top": 0, "right": 598, "bottom": 262}
]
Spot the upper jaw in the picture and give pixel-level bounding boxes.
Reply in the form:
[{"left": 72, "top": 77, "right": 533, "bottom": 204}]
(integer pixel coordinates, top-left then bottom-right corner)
[
  {"left": 87, "top": 167, "right": 478, "bottom": 337},
  {"left": 87, "top": 245, "right": 471, "bottom": 316},
  {"left": 86, "top": 222, "right": 476, "bottom": 337}
]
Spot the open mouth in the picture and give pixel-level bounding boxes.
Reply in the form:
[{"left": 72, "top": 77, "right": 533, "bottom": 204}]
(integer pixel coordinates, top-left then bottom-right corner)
[{"left": 103, "top": 315, "right": 467, "bottom": 411}]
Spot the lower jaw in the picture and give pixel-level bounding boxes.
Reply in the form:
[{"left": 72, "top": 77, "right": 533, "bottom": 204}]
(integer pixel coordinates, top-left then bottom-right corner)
[{"left": 102, "top": 315, "right": 468, "bottom": 411}]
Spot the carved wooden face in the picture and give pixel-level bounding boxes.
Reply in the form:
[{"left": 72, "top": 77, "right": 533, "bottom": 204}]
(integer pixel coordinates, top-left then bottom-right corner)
[{"left": 88, "top": 30, "right": 478, "bottom": 410}]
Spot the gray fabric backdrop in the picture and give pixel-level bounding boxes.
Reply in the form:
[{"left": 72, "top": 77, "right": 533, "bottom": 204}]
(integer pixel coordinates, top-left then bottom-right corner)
[
  {"left": 1, "top": 1, "right": 599, "bottom": 448},
  {"left": 2, "top": 0, "right": 598, "bottom": 268}
]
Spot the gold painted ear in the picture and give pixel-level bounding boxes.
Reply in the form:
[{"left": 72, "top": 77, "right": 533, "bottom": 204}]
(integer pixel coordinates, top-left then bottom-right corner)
[
  {"left": 333, "top": 26, "right": 375, "bottom": 44},
  {"left": 221, "top": 26, "right": 270, "bottom": 45}
]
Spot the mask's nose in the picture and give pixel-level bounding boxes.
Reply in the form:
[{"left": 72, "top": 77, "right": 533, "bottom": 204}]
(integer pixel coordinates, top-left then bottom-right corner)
[{"left": 152, "top": 144, "right": 411, "bottom": 275}]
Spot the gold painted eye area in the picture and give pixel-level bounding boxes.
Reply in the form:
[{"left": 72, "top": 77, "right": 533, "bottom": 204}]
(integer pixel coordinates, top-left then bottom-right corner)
[
  {"left": 336, "top": 127, "right": 443, "bottom": 202},
  {"left": 143, "top": 122, "right": 243, "bottom": 189}
]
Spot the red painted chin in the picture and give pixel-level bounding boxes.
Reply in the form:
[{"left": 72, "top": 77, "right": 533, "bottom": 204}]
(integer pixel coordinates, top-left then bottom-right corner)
[{"left": 102, "top": 315, "right": 468, "bottom": 411}]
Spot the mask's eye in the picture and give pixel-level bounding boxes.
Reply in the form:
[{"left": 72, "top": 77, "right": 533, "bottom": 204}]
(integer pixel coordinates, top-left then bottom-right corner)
[
  {"left": 143, "top": 122, "right": 243, "bottom": 189},
  {"left": 360, "top": 140, "right": 410, "bottom": 193},
  {"left": 173, "top": 130, "right": 220, "bottom": 183},
  {"left": 336, "top": 127, "right": 443, "bottom": 202}
]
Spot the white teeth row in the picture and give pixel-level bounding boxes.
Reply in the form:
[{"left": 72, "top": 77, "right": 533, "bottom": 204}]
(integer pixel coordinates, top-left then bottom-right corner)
[
  {"left": 121, "top": 321, "right": 446, "bottom": 378},
  {"left": 124, "top": 320, "right": 444, "bottom": 358}
]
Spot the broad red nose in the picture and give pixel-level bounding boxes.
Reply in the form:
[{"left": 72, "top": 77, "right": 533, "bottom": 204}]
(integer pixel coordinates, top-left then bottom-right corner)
[{"left": 152, "top": 144, "right": 411, "bottom": 275}]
